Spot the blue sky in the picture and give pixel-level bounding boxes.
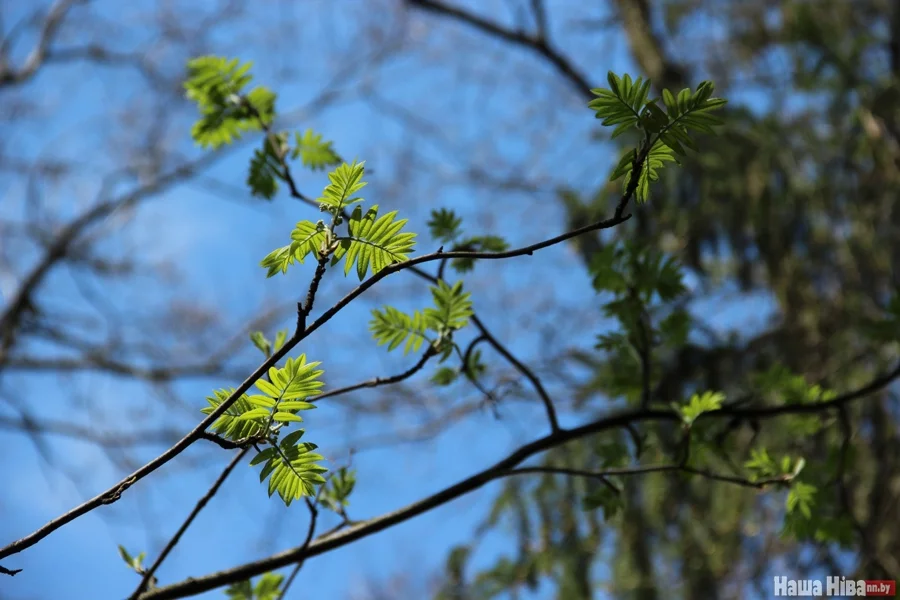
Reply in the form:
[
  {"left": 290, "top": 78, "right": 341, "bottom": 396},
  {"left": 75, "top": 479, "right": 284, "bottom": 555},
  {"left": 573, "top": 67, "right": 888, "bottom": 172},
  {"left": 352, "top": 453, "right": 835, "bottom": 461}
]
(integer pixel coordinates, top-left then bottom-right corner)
[{"left": 0, "top": 1, "right": 787, "bottom": 599}]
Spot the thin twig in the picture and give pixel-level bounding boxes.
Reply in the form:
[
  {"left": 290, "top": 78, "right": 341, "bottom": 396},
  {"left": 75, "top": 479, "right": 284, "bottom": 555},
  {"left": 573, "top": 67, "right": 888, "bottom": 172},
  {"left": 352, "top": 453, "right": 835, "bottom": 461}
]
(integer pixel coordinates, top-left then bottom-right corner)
[
  {"left": 130, "top": 447, "right": 251, "bottom": 598},
  {"left": 508, "top": 464, "right": 789, "bottom": 490},
  {"left": 406, "top": 0, "right": 593, "bottom": 100},
  {"left": 471, "top": 315, "right": 561, "bottom": 432},
  {"left": 316, "top": 347, "right": 437, "bottom": 401},
  {"left": 275, "top": 498, "right": 319, "bottom": 600}
]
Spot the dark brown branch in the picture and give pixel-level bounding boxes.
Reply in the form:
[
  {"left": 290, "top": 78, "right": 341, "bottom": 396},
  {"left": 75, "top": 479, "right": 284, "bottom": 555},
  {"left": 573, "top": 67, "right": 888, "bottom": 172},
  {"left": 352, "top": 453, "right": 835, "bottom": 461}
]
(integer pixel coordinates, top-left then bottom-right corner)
[
  {"left": 508, "top": 464, "right": 789, "bottom": 490},
  {"left": 316, "top": 347, "right": 437, "bottom": 401},
  {"left": 470, "top": 315, "right": 560, "bottom": 432},
  {"left": 406, "top": 0, "right": 593, "bottom": 100}
]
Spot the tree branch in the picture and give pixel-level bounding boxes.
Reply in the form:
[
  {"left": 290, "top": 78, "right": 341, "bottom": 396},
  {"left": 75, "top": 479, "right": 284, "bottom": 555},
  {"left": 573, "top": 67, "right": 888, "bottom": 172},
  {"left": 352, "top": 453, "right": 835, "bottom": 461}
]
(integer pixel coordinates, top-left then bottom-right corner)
[
  {"left": 0, "top": 0, "right": 84, "bottom": 87},
  {"left": 133, "top": 358, "right": 900, "bottom": 598},
  {"left": 0, "top": 201, "right": 632, "bottom": 562},
  {"left": 405, "top": 0, "right": 593, "bottom": 100}
]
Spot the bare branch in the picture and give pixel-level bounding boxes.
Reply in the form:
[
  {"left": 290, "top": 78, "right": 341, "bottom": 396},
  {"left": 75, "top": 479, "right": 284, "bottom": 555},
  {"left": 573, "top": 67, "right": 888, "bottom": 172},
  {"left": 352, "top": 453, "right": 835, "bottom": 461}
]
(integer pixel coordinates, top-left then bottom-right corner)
[
  {"left": 0, "top": 0, "right": 84, "bottom": 87},
  {"left": 405, "top": 0, "right": 593, "bottom": 100}
]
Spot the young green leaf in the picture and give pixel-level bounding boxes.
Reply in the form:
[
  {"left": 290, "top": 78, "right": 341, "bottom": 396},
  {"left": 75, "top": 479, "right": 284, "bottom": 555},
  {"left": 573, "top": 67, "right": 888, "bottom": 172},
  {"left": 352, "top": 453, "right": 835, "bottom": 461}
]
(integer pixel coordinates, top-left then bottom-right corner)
[
  {"left": 184, "top": 56, "right": 276, "bottom": 148},
  {"left": 333, "top": 204, "right": 417, "bottom": 280},
  {"left": 318, "top": 161, "right": 367, "bottom": 212},
  {"left": 201, "top": 388, "right": 268, "bottom": 441},
  {"left": 369, "top": 306, "right": 434, "bottom": 355},
  {"left": 292, "top": 129, "right": 341, "bottom": 171},
  {"left": 247, "top": 133, "right": 287, "bottom": 200},
  {"left": 589, "top": 72, "right": 652, "bottom": 139},
  {"left": 678, "top": 390, "right": 725, "bottom": 425},
  {"left": 259, "top": 220, "right": 328, "bottom": 278},
  {"left": 428, "top": 208, "right": 463, "bottom": 243},
  {"left": 252, "top": 433, "right": 328, "bottom": 506},
  {"left": 249, "top": 331, "right": 271, "bottom": 356},
  {"left": 424, "top": 280, "right": 473, "bottom": 332},
  {"left": 609, "top": 140, "right": 676, "bottom": 203}
]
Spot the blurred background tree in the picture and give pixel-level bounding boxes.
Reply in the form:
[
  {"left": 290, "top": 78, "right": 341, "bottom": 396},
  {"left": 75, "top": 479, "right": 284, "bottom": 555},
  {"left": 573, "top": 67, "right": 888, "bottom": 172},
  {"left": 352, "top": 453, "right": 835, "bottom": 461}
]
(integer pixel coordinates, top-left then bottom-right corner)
[{"left": 1, "top": 0, "right": 898, "bottom": 598}]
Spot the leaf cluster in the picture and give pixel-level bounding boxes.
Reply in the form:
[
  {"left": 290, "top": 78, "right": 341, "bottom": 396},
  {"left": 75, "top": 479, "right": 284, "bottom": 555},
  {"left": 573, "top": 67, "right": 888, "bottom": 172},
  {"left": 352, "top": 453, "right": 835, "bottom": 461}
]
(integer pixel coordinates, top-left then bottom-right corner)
[
  {"left": 237, "top": 355, "right": 323, "bottom": 426},
  {"left": 250, "top": 429, "right": 327, "bottom": 506},
  {"left": 260, "top": 162, "right": 417, "bottom": 281},
  {"left": 292, "top": 129, "right": 342, "bottom": 171},
  {"left": 319, "top": 466, "right": 357, "bottom": 513},
  {"left": 184, "top": 56, "right": 276, "bottom": 149},
  {"left": 369, "top": 280, "right": 473, "bottom": 355},
  {"left": 590, "top": 72, "right": 727, "bottom": 202}
]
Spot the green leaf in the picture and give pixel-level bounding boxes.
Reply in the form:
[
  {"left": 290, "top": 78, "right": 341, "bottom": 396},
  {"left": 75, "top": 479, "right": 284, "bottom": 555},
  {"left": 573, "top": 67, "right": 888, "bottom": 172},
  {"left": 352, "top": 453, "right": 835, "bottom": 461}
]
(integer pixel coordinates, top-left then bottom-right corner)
[
  {"left": 320, "top": 466, "right": 358, "bottom": 512},
  {"left": 184, "top": 56, "right": 276, "bottom": 149},
  {"left": 247, "top": 133, "right": 288, "bottom": 200},
  {"left": 254, "top": 355, "right": 325, "bottom": 402},
  {"left": 677, "top": 390, "right": 724, "bottom": 425},
  {"left": 254, "top": 573, "right": 285, "bottom": 600},
  {"left": 786, "top": 482, "right": 817, "bottom": 520},
  {"left": 589, "top": 72, "right": 651, "bottom": 138},
  {"left": 427, "top": 208, "right": 463, "bottom": 243},
  {"left": 280, "top": 428, "right": 306, "bottom": 448},
  {"left": 318, "top": 161, "right": 367, "bottom": 213},
  {"left": 431, "top": 366, "right": 459, "bottom": 386},
  {"left": 259, "top": 220, "right": 329, "bottom": 277},
  {"left": 424, "top": 280, "right": 473, "bottom": 332},
  {"left": 639, "top": 102, "right": 669, "bottom": 134},
  {"left": 462, "top": 349, "right": 487, "bottom": 379},
  {"left": 225, "top": 580, "right": 253, "bottom": 600},
  {"left": 277, "top": 401, "right": 316, "bottom": 411},
  {"left": 249, "top": 331, "right": 271, "bottom": 356},
  {"left": 273, "top": 330, "right": 288, "bottom": 351},
  {"left": 273, "top": 411, "right": 303, "bottom": 423},
  {"left": 252, "top": 438, "right": 328, "bottom": 506},
  {"left": 292, "top": 129, "right": 341, "bottom": 171},
  {"left": 609, "top": 140, "right": 676, "bottom": 204},
  {"left": 117, "top": 545, "right": 136, "bottom": 569},
  {"left": 333, "top": 204, "right": 417, "bottom": 280},
  {"left": 201, "top": 388, "right": 268, "bottom": 441},
  {"left": 250, "top": 447, "right": 277, "bottom": 466},
  {"left": 236, "top": 407, "right": 271, "bottom": 421},
  {"left": 369, "top": 306, "right": 434, "bottom": 355},
  {"left": 246, "top": 395, "right": 277, "bottom": 408},
  {"left": 745, "top": 448, "right": 778, "bottom": 480},
  {"left": 655, "top": 80, "right": 727, "bottom": 152}
]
